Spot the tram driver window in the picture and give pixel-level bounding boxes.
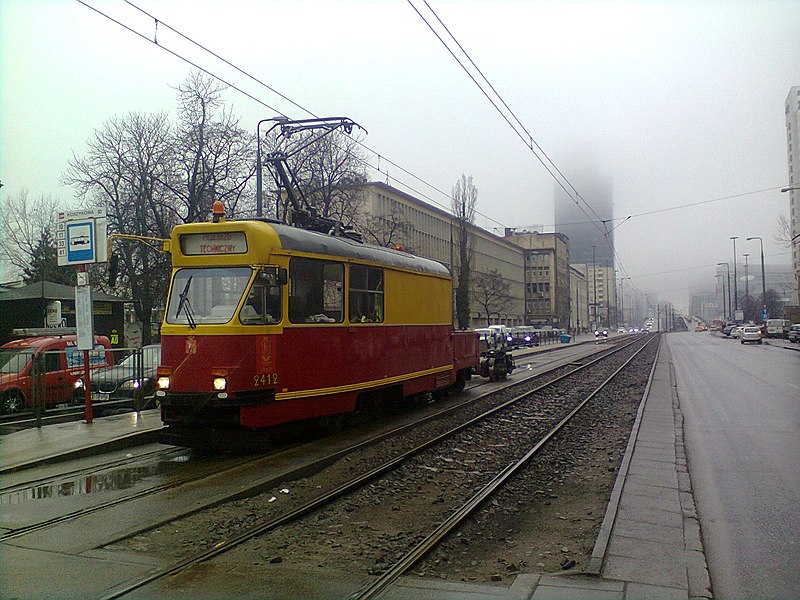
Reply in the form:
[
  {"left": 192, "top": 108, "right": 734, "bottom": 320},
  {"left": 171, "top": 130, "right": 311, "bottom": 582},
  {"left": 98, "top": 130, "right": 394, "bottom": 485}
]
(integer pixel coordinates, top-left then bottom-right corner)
[
  {"left": 289, "top": 258, "right": 343, "bottom": 324},
  {"left": 349, "top": 265, "right": 384, "bottom": 323},
  {"left": 240, "top": 270, "right": 282, "bottom": 325}
]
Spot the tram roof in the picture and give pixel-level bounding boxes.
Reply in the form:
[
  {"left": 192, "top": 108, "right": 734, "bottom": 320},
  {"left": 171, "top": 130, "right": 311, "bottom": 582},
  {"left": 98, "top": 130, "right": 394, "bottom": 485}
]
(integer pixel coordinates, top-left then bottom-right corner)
[{"left": 265, "top": 221, "right": 451, "bottom": 277}]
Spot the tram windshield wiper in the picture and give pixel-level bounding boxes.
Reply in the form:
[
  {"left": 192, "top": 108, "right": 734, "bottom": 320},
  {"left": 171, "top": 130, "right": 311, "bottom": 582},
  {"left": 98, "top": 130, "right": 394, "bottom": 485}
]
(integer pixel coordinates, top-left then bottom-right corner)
[{"left": 175, "top": 276, "right": 197, "bottom": 329}]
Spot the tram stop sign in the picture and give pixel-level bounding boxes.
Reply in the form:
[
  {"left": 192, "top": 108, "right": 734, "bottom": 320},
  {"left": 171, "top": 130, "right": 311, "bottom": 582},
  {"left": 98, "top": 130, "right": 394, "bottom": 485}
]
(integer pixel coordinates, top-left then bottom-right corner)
[
  {"left": 762, "top": 307, "right": 769, "bottom": 321},
  {"left": 57, "top": 207, "right": 108, "bottom": 266}
]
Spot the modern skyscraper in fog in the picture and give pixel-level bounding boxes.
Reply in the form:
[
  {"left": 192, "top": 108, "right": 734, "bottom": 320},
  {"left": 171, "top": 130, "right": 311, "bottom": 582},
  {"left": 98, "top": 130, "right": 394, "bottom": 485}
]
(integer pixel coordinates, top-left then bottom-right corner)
[{"left": 554, "top": 173, "right": 615, "bottom": 267}]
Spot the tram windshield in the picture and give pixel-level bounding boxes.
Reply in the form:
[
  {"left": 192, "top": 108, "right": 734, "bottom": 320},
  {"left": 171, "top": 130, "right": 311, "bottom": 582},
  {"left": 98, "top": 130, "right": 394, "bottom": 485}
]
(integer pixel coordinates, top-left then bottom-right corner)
[{"left": 166, "top": 267, "right": 252, "bottom": 326}]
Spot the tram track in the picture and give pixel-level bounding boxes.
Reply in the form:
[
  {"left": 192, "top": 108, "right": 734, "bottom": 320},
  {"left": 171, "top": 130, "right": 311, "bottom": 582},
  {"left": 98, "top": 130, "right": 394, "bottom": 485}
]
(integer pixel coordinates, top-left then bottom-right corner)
[
  {"left": 0, "top": 448, "right": 266, "bottom": 543},
  {"left": 351, "top": 334, "right": 658, "bottom": 598},
  {"left": 96, "top": 333, "right": 656, "bottom": 599}
]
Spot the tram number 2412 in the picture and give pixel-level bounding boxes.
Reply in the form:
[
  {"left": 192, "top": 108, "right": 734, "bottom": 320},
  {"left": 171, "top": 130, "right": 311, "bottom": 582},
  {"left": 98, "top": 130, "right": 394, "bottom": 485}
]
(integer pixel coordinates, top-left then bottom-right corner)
[{"left": 254, "top": 373, "right": 278, "bottom": 387}]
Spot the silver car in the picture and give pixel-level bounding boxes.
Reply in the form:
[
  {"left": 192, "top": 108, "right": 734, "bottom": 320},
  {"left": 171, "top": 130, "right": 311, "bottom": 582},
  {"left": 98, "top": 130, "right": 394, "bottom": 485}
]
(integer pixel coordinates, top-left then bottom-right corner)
[{"left": 739, "top": 326, "right": 763, "bottom": 345}]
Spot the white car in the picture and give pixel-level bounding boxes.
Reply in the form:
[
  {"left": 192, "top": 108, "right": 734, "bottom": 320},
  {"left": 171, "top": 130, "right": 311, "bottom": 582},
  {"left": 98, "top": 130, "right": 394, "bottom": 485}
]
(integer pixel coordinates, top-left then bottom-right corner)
[
  {"left": 739, "top": 326, "right": 763, "bottom": 345},
  {"left": 730, "top": 326, "right": 744, "bottom": 339}
]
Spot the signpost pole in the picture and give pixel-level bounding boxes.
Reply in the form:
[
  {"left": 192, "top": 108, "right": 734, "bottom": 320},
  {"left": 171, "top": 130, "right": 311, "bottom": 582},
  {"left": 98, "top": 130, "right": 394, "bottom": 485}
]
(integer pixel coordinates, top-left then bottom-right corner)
[
  {"left": 76, "top": 267, "right": 94, "bottom": 424},
  {"left": 83, "top": 348, "right": 93, "bottom": 424},
  {"left": 59, "top": 208, "right": 107, "bottom": 425}
]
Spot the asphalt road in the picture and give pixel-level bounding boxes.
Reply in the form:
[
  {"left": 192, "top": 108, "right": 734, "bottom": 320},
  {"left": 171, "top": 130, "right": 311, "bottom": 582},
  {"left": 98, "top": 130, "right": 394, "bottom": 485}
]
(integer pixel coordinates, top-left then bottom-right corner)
[{"left": 667, "top": 332, "right": 800, "bottom": 600}]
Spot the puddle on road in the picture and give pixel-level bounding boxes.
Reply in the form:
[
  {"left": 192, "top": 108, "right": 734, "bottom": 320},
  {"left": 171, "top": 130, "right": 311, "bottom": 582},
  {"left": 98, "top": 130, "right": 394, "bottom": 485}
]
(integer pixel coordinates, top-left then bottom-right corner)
[{"left": 0, "top": 453, "right": 193, "bottom": 505}]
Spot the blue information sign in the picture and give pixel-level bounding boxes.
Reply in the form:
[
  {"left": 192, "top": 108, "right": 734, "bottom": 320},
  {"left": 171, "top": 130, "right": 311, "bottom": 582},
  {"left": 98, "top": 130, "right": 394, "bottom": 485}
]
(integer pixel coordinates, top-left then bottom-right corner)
[{"left": 66, "top": 222, "right": 95, "bottom": 263}]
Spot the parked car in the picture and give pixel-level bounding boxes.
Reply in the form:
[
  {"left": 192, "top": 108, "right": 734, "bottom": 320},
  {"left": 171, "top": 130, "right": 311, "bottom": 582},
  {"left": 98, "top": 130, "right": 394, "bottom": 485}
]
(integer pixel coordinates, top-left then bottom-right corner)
[
  {"left": 765, "top": 318, "right": 791, "bottom": 339},
  {"left": 739, "top": 326, "right": 763, "bottom": 345},
  {"left": 0, "top": 334, "right": 113, "bottom": 414},
  {"left": 74, "top": 344, "right": 161, "bottom": 409},
  {"left": 787, "top": 324, "right": 800, "bottom": 343}
]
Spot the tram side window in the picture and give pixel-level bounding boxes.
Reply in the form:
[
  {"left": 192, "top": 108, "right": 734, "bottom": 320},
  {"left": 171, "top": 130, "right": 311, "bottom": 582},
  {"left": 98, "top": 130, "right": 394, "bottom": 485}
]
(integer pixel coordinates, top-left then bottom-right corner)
[
  {"left": 349, "top": 265, "right": 384, "bottom": 323},
  {"left": 289, "top": 258, "right": 343, "bottom": 324}
]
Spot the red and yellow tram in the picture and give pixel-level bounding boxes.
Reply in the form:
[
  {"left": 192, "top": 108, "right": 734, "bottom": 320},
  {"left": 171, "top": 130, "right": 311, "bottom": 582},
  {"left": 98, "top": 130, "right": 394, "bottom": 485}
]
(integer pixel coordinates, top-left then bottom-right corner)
[{"left": 155, "top": 208, "right": 479, "bottom": 448}]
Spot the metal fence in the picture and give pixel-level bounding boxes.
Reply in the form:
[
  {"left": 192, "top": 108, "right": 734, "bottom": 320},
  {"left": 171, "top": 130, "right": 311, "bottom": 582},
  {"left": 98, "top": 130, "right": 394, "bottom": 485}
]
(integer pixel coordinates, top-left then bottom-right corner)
[{"left": 0, "top": 346, "right": 160, "bottom": 417}]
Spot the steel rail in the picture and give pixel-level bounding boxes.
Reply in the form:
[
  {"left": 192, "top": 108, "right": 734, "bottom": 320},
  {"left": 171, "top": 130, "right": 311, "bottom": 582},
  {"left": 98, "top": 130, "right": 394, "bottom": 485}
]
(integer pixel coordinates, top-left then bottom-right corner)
[
  {"left": 98, "top": 334, "right": 654, "bottom": 600},
  {"left": 0, "top": 447, "right": 181, "bottom": 494},
  {"left": 350, "top": 334, "right": 659, "bottom": 599},
  {"left": 0, "top": 451, "right": 265, "bottom": 543}
]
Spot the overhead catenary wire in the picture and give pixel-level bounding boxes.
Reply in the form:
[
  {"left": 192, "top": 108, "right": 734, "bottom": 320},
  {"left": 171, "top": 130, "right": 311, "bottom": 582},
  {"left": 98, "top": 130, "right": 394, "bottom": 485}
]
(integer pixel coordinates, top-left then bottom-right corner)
[
  {"left": 71, "top": 1, "right": 783, "bottom": 299},
  {"left": 75, "top": 0, "right": 285, "bottom": 116},
  {"left": 407, "top": 0, "right": 607, "bottom": 231},
  {"left": 76, "top": 0, "right": 635, "bottom": 286},
  {"left": 405, "top": 1, "right": 671, "bottom": 286},
  {"left": 79, "top": 0, "right": 509, "bottom": 231}
]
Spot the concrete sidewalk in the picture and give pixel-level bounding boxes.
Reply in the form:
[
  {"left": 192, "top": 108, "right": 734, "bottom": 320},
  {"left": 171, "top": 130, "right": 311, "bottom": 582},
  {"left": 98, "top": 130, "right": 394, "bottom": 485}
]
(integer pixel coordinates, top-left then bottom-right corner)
[{"left": 0, "top": 408, "right": 162, "bottom": 474}]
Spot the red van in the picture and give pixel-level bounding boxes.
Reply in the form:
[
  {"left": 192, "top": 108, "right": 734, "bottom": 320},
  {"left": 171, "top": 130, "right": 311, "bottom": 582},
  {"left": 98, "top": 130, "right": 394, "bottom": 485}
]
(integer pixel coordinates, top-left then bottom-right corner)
[{"left": 0, "top": 334, "right": 113, "bottom": 413}]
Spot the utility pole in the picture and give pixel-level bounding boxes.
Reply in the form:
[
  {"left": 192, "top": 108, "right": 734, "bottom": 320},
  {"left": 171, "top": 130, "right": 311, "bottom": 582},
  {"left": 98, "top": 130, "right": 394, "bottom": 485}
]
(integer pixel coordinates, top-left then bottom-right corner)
[
  {"left": 743, "top": 253, "right": 750, "bottom": 320},
  {"left": 747, "top": 236, "right": 767, "bottom": 322},
  {"left": 730, "top": 236, "right": 739, "bottom": 315}
]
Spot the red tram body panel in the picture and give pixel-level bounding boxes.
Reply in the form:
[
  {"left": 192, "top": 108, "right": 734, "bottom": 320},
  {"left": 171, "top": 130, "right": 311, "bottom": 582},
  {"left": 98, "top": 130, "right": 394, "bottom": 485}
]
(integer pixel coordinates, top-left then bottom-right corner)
[{"left": 156, "top": 218, "right": 478, "bottom": 447}]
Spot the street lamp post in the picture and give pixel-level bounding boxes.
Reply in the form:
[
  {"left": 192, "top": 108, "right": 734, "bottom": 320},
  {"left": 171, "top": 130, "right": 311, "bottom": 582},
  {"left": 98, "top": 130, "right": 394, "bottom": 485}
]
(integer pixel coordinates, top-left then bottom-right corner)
[
  {"left": 620, "top": 276, "right": 630, "bottom": 327},
  {"left": 717, "top": 262, "right": 731, "bottom": 321},
  {"left": 730, "top": 236, "right": 739, "bottom": 315},
  {"left": 746, "top": 236, "right": 767, "bottom": 322},
  {"left": 743, "top": 253, "right": 750, "bottom": 312},
  {"left": 592, "top": 245, "right": 597, "bottom": 330}
]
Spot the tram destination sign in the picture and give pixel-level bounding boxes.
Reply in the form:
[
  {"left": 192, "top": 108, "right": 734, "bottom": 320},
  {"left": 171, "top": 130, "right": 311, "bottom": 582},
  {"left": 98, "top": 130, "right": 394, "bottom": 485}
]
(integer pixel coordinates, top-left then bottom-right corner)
[{"left": 180, "top": 232, "right": 248, "bottom": 255}]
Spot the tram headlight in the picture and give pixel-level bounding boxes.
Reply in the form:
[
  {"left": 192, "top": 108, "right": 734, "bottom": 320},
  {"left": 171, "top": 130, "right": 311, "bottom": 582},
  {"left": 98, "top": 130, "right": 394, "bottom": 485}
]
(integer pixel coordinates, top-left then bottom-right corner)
[
  {"left": 157, "top": 376, "right": 171, "bottom": 390},
  {"left": 213, "top": 377, "right": 227, "bottom": 391}
]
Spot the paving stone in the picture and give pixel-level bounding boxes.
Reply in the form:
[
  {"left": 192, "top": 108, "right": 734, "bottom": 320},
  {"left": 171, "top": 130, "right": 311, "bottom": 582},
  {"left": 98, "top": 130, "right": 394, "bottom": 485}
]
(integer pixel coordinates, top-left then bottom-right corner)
[
  {"left": 626, "top": 469, "right": 679, "bottom": 489},
  {"left": 611, "top": 519, "right": 683, "bottom": 545},
  {"left": 619, "top": 492, "right": 683, "bottom": 515},
  {"left": 607, "top": 533, "right": 684, "bottom": 560},
  {"left": 603, "top": 553, "right": 687, "bottom": 589},
  {"left": 625, "top": 582, "right": 688, "bottom": 600}
]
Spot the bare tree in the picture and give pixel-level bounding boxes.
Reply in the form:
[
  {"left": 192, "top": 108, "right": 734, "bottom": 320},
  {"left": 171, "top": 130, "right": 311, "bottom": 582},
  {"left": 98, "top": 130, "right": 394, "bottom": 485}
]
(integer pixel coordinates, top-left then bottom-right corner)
[
  {"left": 170, "top": 72, "right": 256, "bottom": 222},
  {"left": 452, "top": 174, "right": 478, "bottom": 329},
  {"left": 64, "top": 72, "right": 260, "bottom": 343},
  {"left": 773, "top": 213, "right": 792, "bottom": 248},
  {"left": 64, "top": 112, "right": 175, "bottom": 343},
  {"left": 0, "top": 189, "right": 67, "bottom": 282},
  {"left": 472, "top": 268, "right": 512, "bottom": 326},
  {"left": 362, "top": 206, "right": 416, "bottom": 249}
]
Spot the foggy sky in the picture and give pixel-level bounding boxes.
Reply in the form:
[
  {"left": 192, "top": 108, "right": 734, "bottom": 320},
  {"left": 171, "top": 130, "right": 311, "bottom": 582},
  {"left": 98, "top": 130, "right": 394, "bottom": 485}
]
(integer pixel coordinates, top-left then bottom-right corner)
[{"left": 2, "top": 0, "right": 799, "bottom": 310}]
